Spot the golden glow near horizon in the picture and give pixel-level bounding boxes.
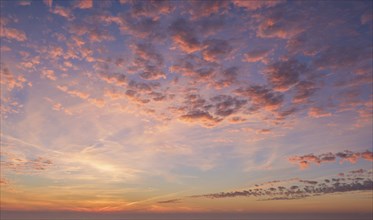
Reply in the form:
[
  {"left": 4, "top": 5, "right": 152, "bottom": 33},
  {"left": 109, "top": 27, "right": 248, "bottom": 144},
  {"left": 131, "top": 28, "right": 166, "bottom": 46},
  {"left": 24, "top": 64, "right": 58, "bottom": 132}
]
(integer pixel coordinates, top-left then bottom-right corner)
[{"left": 0, "top": 0, "right": 372, "bottom": 216}]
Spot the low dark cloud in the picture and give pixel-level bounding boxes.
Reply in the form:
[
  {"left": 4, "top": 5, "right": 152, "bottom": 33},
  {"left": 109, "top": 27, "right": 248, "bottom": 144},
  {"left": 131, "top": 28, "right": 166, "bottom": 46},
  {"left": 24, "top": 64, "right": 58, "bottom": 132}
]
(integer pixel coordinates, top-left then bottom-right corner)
[{"left": 192, "top": 174, "right": 373, "bottom": 201}]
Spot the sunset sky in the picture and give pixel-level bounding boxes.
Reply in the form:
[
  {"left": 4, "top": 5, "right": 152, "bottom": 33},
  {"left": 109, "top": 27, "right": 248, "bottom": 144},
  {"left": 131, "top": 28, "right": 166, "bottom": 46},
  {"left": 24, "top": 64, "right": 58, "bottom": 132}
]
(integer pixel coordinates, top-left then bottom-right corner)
[{"left": 1, "top": 0, "right": 372, "bottom": 219}]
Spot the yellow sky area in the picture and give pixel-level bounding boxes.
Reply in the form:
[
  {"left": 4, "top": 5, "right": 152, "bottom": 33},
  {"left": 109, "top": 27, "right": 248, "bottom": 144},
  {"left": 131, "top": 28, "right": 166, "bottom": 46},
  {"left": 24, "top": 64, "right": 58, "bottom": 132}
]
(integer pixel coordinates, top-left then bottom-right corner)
[{"left": 1, "top": 182, "right": 372, "bottom": 213}]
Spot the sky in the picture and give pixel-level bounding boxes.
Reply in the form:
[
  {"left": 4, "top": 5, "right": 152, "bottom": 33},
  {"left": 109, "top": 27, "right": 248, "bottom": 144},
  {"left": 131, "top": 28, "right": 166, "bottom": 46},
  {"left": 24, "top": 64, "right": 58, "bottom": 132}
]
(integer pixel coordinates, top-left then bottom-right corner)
[{"left": 0, "top": 0, "right": 372, "bottom": 219}]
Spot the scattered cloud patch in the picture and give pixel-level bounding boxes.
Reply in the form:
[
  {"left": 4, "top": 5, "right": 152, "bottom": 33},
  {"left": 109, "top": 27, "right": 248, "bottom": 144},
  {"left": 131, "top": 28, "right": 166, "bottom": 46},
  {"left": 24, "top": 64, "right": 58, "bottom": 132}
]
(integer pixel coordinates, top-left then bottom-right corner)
[{"left": 289, "top": 150, "right": 373, "bottom": 169}]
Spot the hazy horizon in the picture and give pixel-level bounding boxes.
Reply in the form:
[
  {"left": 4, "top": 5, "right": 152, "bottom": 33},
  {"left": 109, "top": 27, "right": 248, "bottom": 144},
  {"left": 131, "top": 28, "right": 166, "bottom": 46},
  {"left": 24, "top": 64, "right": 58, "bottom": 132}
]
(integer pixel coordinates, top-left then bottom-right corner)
[{"left": 2, "top": 211, "right": 373, "bottom": 220}]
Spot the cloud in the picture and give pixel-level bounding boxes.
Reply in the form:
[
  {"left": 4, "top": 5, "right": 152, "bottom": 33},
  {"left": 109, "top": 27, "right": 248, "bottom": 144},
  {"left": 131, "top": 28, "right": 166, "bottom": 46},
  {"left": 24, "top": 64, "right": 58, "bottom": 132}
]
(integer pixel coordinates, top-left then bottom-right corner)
[
  {"left": 43, "top": 0, "right": 52, "bottom": 8},
  {"left": 122, "top": 16, "right": 162, "bottom": 39},
  {"left": 44, "top": 97, "right": 73, "bottom": 115},
  {"left": 194, "top": 15, "right": 226, "bottom": 37},
  {"left": 308, "top": 107, "right": 332, "bottom": 118},
  {"left": 41, "top": 69, "right": 57, "bottom": 81},
  {"left": 88, "top": 98, "right": 105, "bottom": 108},
  {"left": 336, "top": 151, "right": 371, "bottom": 164},
  {"left": 243, "top": 48, "right": 271, "bottom": 63},
  {"left": 99, "top": 72, "right": 127, "bottom": 86},
  {"left": 292, "top": 81, "right": 317, "bottom": 104},
  {"left": 179, "top": 110, "right": 221, "bottom": 127},
  {"left": 361, "top": 151, "right": 373, "bottom": 161},
  {"left": 0, "top": 178, "right": 11, "bottom": 188},
  {"left": 157, "top": 199, "right": 181, "bottom": 204},
  {"left": 18, "top": 1, "right": 31, "bottom": 6},
  {"left": 361, "top": 10, "right": 372, "bottom": 26},
  {"left": 264, "top": 59, "right": 307, "bottom": 92},
  {"left": 169, "top": 18, "right": 202, "bottom": 53},
  {"left": 130, "top": 0, "right": 173, "bottom": 19},
  {"left": 0, "top": 67, "right": 27, "bottom": 91},
  {"left": 1, "top": 151, "right": 53, "bottom": 174},
  {"left": 0, "top": 26, "right": 27, "bottom": 41},
  {"left": 288, "top": 153, "right": 336, "bottom": 169},
  {"left": 187, "top": 0, "right": 229, "bottom": 19},
  {"left": 1, "top": 45, "right": 11, "bottom": 52},
  {"left": 289, "top": 150, "right": 373, "bottom": 169},
  {"left": 235, "top": 85, "right": 283, "bottom": 112},
  {"left": 57, "top": 85, "right": 90, "bottom": 100},
  {"left": 68, "top": 23, "right": 115, "bottom": 43},
  {"left": 256, "top": 5, "right": 305, "bottom": 39},
  {"left": 51, "top": 6, "right": 75, "bottom": 20},
  {"left": 170, "top": 92, "right": 248, "bottom": 126},
  {"left": 73, "top": 0, "right": 93, "bottom": 9},
  {"left": 313, "top": 42, "right": 372, "bottom": 71},
  {"left": 169, "top": 54, "right": 216, "bottom": 82},
  {"left": 232, "top": 0, "right": 283, "bottom": 11},
  {"left": 128, "top": 43, "right": 165, "bottom": 80},
  {"left": 201, "top": 39, "right": 232, "bottom": 62},
  {"left": 210, "top": 95, "right": 247, "bottom": 117},
  {"left": 299, "top": 180, "right": 318, "bottom": 185},
  {"left": 256, "top": 129, "right": 271, "bottom": 135},
  {"left": 212, "top": 66, "right": 239, "bottom": 89},
  {"left": 192, "top": 174, "right": 373, "bottom": 201}
]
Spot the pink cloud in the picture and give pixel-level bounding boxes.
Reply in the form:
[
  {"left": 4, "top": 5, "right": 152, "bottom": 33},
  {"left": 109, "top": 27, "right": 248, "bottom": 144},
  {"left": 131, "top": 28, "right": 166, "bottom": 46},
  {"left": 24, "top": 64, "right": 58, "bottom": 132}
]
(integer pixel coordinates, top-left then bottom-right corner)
[
  {"left": 233, "top": 0, "right": 283, "bottom": 11},
  {"left": 41, "top": 69, "right": 57, "bottom": 81},
  {"left": 243, "top": 48, "right": 271, "bottom": 63},
  {"left": 308, "top": 107, "right": 332, "bottom": 118},
  {"left": 51, "top": 6, "right": 74, "bottom": 20},
  {"left": 0, "top": 26, "right": 27, "bottom": 41},
  {"left": 18, "top": 1, "right": 31, "bottom": 6},
  {"left": 73, "top": 0, "right": 93, "bottom": 9},
  {"left": 170, "top": 18, "right": 203, "bottom": 53},
  {"left": 0, "top": 67, "right": 27, "bottom": 91},
  {"left": 43, "top": 0, "right": 52, "bottom": 8},
  {"left": 57, "top": 85, "right": 90, "bottom": 99}
]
